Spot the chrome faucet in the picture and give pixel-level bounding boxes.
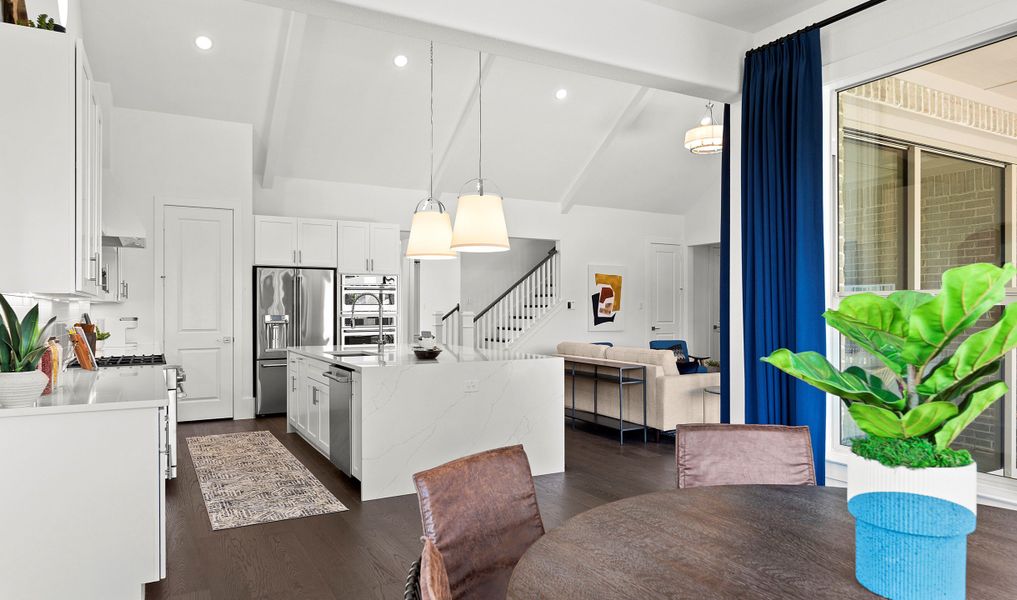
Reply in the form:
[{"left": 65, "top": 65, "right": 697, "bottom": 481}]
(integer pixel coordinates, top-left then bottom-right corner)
[{"left": 351, "top": 292, "right": 388, "bottom": 355}]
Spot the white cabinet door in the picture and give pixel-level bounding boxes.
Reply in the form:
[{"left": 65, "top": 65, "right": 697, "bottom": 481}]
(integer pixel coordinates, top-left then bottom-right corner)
[
  {"left": 295, "top": 359, "right": 308, "bottom": 433},
  {"left": 75, "top": 48, "right": 99, "bottom": 297},
  {"left": 338, "top": 221, "right": 371, "bottom": 274},
  {"left": 317, "top": 379, "right": 330, "bottom": 455},
  {"left": 306, "top": 378, "right": 320, "bottom": 446},
  {"left": 255, "top": 216, "right": 299, "bottom": 266},
  {"left": 297, "top": 218, "right": 338, "bottom": 267},
  {"left": 286, "top": 356, "right": 300, "bottom": 427},
  {"left": 369, "top": 223, "right": 401, "bottom": 274}
]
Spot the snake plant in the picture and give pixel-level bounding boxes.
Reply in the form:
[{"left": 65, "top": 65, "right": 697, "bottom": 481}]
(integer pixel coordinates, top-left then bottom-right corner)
[
  {"left": 762, "top": 262, "right": 1016, "bottom": 460},
  {"left": 0, "top": 293, "right": 56, "bottom": 373}
]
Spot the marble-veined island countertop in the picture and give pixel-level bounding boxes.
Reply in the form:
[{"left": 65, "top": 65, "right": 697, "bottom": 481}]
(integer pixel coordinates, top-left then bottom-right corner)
[{"left": 286, "top": 345, "right": 565, "bottom": 500}]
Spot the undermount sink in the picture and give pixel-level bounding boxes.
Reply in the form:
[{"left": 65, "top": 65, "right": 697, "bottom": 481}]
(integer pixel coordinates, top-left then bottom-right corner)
[{"left": 328, "top": 351, "right": 377, "bottom": 358}]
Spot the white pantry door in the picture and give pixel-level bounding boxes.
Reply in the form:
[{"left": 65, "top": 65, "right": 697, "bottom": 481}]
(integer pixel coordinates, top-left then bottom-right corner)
[
  {"left": 164, "top": 206, "right": 235, "bottom": 421},
  {"left": 648, "top": 243, "right": 684, "bottom": 344}
]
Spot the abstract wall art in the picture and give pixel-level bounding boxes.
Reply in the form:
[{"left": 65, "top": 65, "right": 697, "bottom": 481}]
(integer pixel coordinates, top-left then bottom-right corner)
[{"left": 588, "top": 264, "right": 625, "bottom": 331}]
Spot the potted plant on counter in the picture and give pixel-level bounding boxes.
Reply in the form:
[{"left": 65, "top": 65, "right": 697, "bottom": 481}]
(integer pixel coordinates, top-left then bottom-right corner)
[
  {"left": 762, "top": 262, "right": 1015, "bottom": 600},
  {"left": 0, "top": 293, "right": 57, "bottom": 408}
]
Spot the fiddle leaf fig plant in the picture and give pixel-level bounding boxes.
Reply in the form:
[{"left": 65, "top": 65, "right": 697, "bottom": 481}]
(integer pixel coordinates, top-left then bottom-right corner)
[
  {"left": 0, "top": 293, "right": 57, "bottom": 373},
  {"left": 762, "top": 262, "right": 1017, "bottom": 467}
]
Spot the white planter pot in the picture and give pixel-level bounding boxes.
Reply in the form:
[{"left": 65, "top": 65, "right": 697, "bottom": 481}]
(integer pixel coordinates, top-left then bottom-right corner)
[
  {"left": 0, "top": 370, "right": 49, "bottom": 408},
  {"left": 847, "top": 453, "right": 977, "bottom": 600}
]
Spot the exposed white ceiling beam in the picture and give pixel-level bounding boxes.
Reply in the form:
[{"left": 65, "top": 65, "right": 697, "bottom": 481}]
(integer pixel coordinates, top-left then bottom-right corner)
[
  {"left": 243, "top": 0, "right": 747, "bottom": 100},
  {"left": 261, "top": 11, "right": 307, "bottom": 189},
  {"left": 433, "top": 53, "right": 495, "bottom": 194},
  {"left": 559, "top": 86, "right": 651, "bottom": 214}
]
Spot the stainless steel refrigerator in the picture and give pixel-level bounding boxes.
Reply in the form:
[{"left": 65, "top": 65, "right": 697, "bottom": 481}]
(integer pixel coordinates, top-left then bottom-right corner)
[{"left": 254, "top": 267, "right": 336, "bottom": 416}]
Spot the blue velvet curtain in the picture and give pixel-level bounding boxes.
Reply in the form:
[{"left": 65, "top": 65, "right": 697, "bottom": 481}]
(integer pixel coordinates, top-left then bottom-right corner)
[
  {"left": 741, "top": 29, "right": 826, "bottom": 483},
  {"left": 720, "top": 103, "right": 731, "bottom": 424}
]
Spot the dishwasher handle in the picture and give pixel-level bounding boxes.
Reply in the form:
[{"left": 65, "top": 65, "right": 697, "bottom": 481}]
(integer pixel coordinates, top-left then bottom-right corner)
[{"left": 323, "top": 371, "right": 352, "bottom": 384}]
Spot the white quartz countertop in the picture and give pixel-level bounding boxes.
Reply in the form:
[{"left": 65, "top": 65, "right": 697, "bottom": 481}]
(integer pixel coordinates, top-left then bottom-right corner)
[
  {"left": 287, "top": 344, "right": 553, "bottom": 371},
  {"left": 0, "top": 365, "right": 169, "bottom": 418}
]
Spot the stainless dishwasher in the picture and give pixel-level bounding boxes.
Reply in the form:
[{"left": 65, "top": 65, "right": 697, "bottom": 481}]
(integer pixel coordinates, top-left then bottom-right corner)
[{"left": 324, "top": 365, "right": 354, "bottom": 477}]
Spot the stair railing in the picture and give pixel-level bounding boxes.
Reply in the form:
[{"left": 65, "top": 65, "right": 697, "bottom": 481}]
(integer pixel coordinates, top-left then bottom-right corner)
[
  {"left": 474, "top": 248, "right": 560, "bottom": 348},
  {"left": 434, "top": 303, "right": 461, "bottom": 346}
]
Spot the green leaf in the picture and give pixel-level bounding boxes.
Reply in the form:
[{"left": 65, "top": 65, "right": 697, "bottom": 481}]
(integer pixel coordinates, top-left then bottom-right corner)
[
  {"left": 848, "top": 403, "right": 905, "bottom": 438},
  {"left": 822, "top": 293, "right": 907, "bottom": 375},
  {"left": 843, "top": 366, "right": 906, "bottom": 410},
  {"left": 919, "top": 303, "right": 1017, "bottom": 397},
  {"left": 920, "top": 360, "right": 1002, "bottom": 407},
  {"left": 935, "top": 381, "right": 1009, "bottom": 450},
  {"left": 18, "top": 304, "right": 39, "bottom": 358},
  {"left": 901, "top": 401, "right": 959, "bottom": 437},
  {"left": 761, "top": 349, "right": 904, "bottom": 410},
  {"left": 14, "top": 345, "right": 49, "bottom": 372},
  {"left": 0, "top": 324, "right": 11, "bottom": 372},
  {"left": 888, "top": 290, "right": 934, "bottom": 322},
  {"left": 902, "top": 263, "right": 1016, "bottom": 370},
  {"left": 0, "top": 293, "right": 21, "bottom": 356}
]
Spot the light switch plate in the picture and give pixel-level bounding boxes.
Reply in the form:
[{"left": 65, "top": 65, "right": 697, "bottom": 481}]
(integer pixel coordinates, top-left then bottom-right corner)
[{"left": 464, "top": 379, "right": 479, "bottom": 393}]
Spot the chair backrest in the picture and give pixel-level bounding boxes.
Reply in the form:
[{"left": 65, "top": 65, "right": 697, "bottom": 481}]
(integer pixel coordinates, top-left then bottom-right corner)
[
  {"left": 649, "top": 339, "right": 690, "bottom": 359},
  {"left": 413, "top": 445, "right": 545, "bottom": 600},
  {"left": 591, "top": 341, "right": 614, "bottom": 347},
  {"left": 676, "top": 424, "right": 816, "bottom": 488}
]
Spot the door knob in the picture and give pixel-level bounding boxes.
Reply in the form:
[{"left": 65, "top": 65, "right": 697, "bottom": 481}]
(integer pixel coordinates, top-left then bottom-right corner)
[
  {"left": 218, "top": 336, "right": 234, "bottom": 344},
  {"left": 651, "top": 326, "right": 659, "bottom": 331}
]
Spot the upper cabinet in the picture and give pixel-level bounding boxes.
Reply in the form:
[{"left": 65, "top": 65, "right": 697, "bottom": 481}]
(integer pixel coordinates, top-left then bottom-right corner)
[
  {"left": 0, "top": 29, "right": 104, "bottom": 296},
  {"left": 337, "top": 221, "right": 400, "bottom": 274},
  {"left": 254, "top": 216, "right": 337, "bottom": 267}
]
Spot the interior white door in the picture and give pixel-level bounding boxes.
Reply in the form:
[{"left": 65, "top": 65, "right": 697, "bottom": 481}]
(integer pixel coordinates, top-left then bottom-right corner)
[
  {"left": 337, "top": 220, "right": 370, "bottom": 273},
  {"left": 164, "top": 205, "right": 235, "bottom": 421},
  {"left": 648, "top": 243, "right": 683, "bottom": 343},
  {"left": 709, "top": 245, "right": 721, "bottom": 361},
  {"left": 369, "top": 223, "right": 401, "bottom": 274},
  {"left": 297, "top": 218, "right": 338, "bottom": 267},
  {"left": 254, "top": 216, "right": 298, "bottom": 266}
]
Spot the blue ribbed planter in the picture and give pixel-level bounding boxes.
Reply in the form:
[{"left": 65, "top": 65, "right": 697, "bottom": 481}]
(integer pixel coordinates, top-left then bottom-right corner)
[{"left": 847, "top": 455, "right": 977, "bottom": 600}]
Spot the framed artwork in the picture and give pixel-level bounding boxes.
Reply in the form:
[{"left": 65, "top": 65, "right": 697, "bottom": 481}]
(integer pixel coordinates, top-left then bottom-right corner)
[{"left": 588, "top": 264, "right": 625, "bottom": 332}]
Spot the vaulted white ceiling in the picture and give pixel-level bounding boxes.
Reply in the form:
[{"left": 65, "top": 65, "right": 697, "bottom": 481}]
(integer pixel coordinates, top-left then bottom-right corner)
[
  {"left": 81, "top": 0, "right": 721, "bottom": 215},
  {"left": 642, "top": 0, "right": 831, "bottom": 32}
]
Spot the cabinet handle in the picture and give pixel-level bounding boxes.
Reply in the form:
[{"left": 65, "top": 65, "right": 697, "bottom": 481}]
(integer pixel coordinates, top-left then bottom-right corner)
[
  {"left": 88, "top": 253, "right": 99, "bottom": 281},
  {"left": 122, "top": 281, "right": 129, "bottom": 299},
  {"left": 311, "top": 387, "right": 318, "bottom": 405},
  {"left": 298, "top": 249, "right": 303, "bottom": 263},
  {"left": 365, "top": 258, "right": 369, "bottom": 272},
  {"left": 293, "top": 249, "right": 298, "bottom": 264},
  {"left": 291, "top": 376, "right": 297, "bottom": 392},
  {"left": 371, "top": 258, "right": 374, "bottom": 271}
]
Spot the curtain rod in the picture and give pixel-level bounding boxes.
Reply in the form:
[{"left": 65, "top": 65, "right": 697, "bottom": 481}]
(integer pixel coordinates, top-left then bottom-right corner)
[{"left": 745, "top": 0, "right": 888, "bottom": 56}]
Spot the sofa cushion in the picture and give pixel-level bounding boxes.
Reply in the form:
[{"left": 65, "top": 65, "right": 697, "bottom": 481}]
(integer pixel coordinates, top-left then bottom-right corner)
[
  {"left": 556, "top": 342, "right": 608, "bottom": 359},
  {"left": 605, "top": 347, "right": 679, "bottom": 377}
]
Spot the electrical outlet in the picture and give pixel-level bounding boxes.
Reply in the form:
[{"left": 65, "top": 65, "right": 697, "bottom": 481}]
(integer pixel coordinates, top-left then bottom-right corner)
[
  {"left": 464, "top": 379, "right": 479, "bottom": 393},
  {"left": 567, "top": 301, "right": 573, "bottom": 310}
]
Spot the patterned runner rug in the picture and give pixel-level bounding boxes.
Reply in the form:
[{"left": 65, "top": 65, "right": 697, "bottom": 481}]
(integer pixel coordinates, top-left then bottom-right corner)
[{"left": 186, "top": 431, "right": 348, "bottom": 530}]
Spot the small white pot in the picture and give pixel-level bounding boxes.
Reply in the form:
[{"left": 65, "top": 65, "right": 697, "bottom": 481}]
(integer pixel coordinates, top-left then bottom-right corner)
[{"left": 0, "top": 370, "right": 49, "bottom": 408}]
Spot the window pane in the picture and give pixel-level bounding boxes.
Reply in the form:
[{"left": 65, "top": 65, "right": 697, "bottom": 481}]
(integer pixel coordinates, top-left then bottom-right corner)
[
  {"left": 920, "top": 152, "right": 1004, "bottom": 289},
  {"left": 839, "top": 137, "right": 907, "bottom": 292}
]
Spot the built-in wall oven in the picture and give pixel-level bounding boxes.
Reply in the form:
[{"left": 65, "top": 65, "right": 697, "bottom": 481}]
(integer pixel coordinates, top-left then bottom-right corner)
[{"left": 340, "top": 274, "right": 397, "bottom": 350}]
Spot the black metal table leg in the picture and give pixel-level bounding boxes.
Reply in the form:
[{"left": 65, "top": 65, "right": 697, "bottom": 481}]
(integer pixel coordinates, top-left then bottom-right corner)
[
  {"left": 642, "top": 366, "right": 648, "bottom": 443},
  {"left": 618, "top": 368, "right": 624, "bottom": 445}
]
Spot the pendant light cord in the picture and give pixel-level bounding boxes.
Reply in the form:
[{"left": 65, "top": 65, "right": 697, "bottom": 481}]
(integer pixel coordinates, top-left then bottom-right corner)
[
  {"left": 478, "top": 51, "right": 484, "bottom": 193},
  {"left": 429, "top": 41, "right": 434, "bottom": 201}
]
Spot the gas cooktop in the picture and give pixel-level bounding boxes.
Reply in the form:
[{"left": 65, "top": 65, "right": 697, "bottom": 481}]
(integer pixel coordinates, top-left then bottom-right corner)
[{"left": 69, "top": 354, "right": 167, "bottom": 368}]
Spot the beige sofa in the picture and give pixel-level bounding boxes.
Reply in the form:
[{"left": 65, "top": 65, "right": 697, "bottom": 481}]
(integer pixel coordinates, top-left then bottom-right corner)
[{"left": 556, "top": 342, "right": 721, "bottom": 432}]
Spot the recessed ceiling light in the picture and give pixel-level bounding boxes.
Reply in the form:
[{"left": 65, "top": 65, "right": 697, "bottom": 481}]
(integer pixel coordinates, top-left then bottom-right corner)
[
  {"left": 194, "top": 35, "right": 213, "bottom": 51},
  {"left": 393, "top": 54, "right": 408, "bottom": 68},
  {"left": 555, "top": 88, "right": 568, "bottom": 101}
]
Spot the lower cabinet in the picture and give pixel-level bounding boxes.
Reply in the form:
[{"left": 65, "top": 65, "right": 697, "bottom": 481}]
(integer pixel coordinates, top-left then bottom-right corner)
[
  {"left": 287, "top": 354, "right": 331, "bottom": 457},
  {"left": 0, "top": 406, "right": 165, "bottom": 599}
]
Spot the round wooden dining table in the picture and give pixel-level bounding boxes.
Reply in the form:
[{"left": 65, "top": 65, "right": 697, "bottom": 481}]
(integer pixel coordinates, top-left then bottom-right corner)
[{"left": 506, "top": 486, "right": 1017, "bottom": 600}]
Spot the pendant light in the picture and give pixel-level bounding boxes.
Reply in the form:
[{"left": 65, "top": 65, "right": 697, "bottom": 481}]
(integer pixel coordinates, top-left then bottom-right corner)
[
  {"left": 450, "top": 52, "right": 510, "bottom": 253},
  {"left": 684, "top": 102, "right": 723, "bottom": 155},
  {"left": 406, "top": 42, "right": 456, "bottom": 260}
]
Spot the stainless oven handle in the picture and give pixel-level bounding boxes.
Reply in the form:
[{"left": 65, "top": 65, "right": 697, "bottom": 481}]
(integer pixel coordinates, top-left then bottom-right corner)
[{"left": 260, "top": 363, "right": 288, "bottom": 368}]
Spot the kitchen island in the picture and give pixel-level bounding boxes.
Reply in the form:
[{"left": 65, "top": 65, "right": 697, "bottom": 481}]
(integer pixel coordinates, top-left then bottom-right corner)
[{"left": 287, "top": 345, "right": 565, "bottom": 501}]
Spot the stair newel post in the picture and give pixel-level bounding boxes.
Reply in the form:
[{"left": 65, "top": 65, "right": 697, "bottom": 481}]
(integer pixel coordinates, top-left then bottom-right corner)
[
  {"left": 462, "top": 311, "right": 476, "bottom": 348},
  {"left": 434, "top": 311, "right": 445, "bottom": 345}
]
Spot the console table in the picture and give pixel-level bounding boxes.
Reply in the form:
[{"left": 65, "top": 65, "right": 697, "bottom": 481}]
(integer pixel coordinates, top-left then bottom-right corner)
[{"left": 560, "top": 356, "right": 647, "bottom": 444}]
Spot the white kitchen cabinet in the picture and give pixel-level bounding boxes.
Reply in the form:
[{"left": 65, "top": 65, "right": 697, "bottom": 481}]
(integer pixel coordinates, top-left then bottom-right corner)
[
  {"left": 287, "top": 352, "right": 332, "bottom": 458},
  {"left": 287, "top": 354, "right": 302, "bottom": 430},
  {"left": 254, "top": 216, "right": 338, "bottom": 267},
  {"left": 0, "top": 29, "right": 104, "bottom": 296},
  {"left": 337, "top": 220, "right": 401, "bottom": 274}
]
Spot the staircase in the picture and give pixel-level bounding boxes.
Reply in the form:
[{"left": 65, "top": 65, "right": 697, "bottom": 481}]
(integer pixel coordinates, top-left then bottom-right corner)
[{"left": 474, "top": 248, "right": 561, "bottom": 349}]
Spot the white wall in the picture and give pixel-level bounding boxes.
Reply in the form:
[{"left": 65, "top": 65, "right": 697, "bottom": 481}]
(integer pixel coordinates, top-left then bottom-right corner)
[
  {"left": 89, "top": 107, "right": 254, "bottom": 415},
  {"left": 256, "top": 175, "right": 688, "bottom": 355},
  {"left": 731, "top": 0, "right": 1017, "bottom": 490},
  {"left": 460, "top": 237, "right": 556, "bottom": 315}
]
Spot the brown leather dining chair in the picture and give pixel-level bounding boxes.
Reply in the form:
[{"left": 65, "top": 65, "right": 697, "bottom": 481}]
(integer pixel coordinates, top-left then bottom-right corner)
[
  {"left": 675, "top": 424, "right": 816, "bottom": 488},
  {"left": 407, "top": 444, "right": 545, "bottom": 600}
]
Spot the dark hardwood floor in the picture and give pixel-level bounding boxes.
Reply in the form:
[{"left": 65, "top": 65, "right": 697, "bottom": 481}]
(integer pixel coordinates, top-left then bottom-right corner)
[{"left": 146, "top": 417, "right": 676, "bottom": 600}]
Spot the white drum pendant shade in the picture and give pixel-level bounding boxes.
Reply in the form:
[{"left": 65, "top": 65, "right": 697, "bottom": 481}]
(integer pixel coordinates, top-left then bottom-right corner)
[
  {"left": 451, "top": 179, "right": 509, "bottom": 252},
  {"left": 684, "top": 102, "right": 723, "bottom": 155},
  {"left": 406, "top": 201, "right": 456, "bottom": 259}
]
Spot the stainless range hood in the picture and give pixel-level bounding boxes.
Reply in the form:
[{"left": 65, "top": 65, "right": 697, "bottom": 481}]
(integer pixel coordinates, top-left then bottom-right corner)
[{"left": 102, "top": 235, "right": 146, "bottom": 249}]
